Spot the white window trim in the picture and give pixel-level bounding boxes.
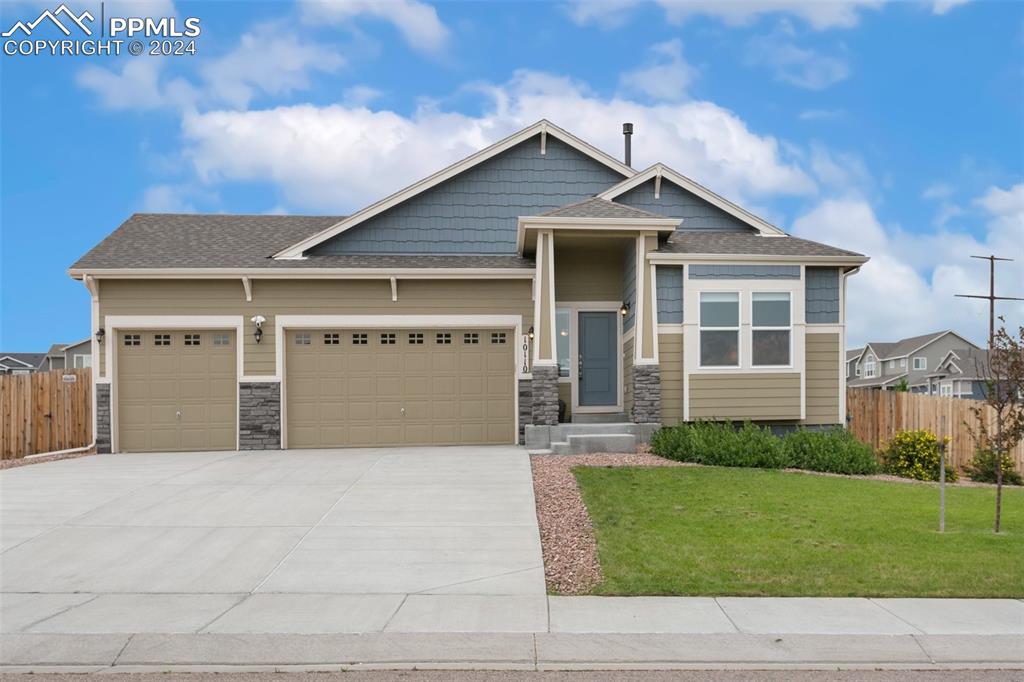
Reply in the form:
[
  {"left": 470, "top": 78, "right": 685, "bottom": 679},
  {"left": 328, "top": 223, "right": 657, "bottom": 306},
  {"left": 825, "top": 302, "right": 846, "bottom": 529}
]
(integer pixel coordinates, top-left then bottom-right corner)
[
  {"left": 698, "top": 291, "right": 742, "bottom": 370},
  {"left": 864, "top": 358, "right": 876, "bottom": 378},
  {"left": 940, "top": 381, "right": 953, "bottom": 397},
  {"left": 913, "top": 356, "right": 927, "bottom": 371},
  {"left": 750, "top": 291, "right": 793, "bottom": 369},
  {"left": 73, "top": 354, "right": 92, "bottom": 368},
  {"left": 900, "top": 358, "right": 907, "bottom": 368}
]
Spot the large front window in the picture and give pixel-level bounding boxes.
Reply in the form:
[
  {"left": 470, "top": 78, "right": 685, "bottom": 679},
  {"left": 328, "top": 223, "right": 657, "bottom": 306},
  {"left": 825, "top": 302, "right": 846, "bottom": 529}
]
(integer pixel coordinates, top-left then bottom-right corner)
[
  {"left": 556, "top": 308, "right": 571, "bottom": 378},
  {"left": 751, "top": 292, "right": 791, "bottom": 366},
  {"left": 699, "top": 292, "right": 739, "bottom": 367}
]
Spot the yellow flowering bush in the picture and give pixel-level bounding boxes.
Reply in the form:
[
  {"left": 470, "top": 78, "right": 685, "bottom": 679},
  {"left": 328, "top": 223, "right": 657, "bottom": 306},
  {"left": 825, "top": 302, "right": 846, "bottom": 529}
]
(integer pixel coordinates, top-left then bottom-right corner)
[{"left": 883, "top": 429, "right": 957, "bottom": 482}]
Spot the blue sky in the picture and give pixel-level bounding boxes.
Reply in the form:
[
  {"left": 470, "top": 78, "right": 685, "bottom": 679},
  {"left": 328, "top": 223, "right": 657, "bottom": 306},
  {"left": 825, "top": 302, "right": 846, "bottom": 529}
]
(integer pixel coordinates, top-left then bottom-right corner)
[{"left": 1, "top": 0, "right": 1022, "bottom": 351}]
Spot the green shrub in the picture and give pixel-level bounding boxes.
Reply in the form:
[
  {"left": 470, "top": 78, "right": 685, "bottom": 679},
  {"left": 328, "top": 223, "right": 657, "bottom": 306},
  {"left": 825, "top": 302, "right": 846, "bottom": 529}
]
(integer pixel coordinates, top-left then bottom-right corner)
[
  {"left": 965, "top": 450, "right": 1024, "bottom": 485},
  {"left": 651, "top": 421, "right": 788, "bottom": 469},
  {"left": 783, "top": 428, "right": 880, "bottom": 475},
  {"left": 883, "top": 430, "right": 957, "bottom": 482}
]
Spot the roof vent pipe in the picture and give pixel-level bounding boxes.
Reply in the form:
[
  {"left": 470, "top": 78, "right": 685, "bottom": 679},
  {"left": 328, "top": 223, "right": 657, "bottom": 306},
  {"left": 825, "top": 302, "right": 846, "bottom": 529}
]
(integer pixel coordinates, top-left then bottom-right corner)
[{"left": 622, "top": 122, "right": 633, "bottom": 167}]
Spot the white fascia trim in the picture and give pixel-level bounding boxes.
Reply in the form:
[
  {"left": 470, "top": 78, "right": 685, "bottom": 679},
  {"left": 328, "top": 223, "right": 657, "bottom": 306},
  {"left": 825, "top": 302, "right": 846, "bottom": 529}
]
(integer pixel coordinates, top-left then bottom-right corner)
[
  {"left": 516, "top": 217, "right": 680, "bottom": 254},
  {"left": 648, "top": 253, "right": 869, "bottom": 266},
  {"left": 272, "top": 120, "right": 634, "bottom": 259},
  {"left": 69, "top": 268, "right": 535, "bottom": 280},
  {"left": 0, "top": 356, "right": 34, "bottom": 367},
  {"left": 598, "top": 163, "right": 787, "bottom": 236}
]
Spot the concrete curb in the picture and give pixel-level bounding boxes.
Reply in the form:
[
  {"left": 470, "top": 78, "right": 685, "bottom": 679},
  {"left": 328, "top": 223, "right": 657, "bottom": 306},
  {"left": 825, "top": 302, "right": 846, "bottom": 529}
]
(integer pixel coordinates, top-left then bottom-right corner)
[{"left": 1, "top": 633, "right": 1021, "bottom": 672}]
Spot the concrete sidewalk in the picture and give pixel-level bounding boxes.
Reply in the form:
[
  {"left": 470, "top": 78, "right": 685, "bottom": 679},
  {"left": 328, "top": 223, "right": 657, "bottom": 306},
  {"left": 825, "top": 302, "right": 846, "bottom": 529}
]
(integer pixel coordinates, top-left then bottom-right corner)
[{"left": 1, "top": 596, "right": 1021, "bottom": 671}]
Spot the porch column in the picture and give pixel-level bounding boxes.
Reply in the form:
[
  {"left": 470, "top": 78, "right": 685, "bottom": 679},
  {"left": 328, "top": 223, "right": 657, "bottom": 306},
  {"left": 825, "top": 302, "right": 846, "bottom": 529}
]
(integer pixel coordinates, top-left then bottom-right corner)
[
  {"left": 531, "top": 230, "right": 559, "bottom": 425},
  {"left": 632, "top": 234, "right": 662, "bottom": 424}
]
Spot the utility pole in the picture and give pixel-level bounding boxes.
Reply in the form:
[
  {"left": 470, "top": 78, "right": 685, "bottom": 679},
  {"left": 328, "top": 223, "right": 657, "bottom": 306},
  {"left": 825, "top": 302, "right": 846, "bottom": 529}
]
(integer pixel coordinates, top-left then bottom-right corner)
[{"left": 954, "top": 255, "right": 1023, "bottom": 348}]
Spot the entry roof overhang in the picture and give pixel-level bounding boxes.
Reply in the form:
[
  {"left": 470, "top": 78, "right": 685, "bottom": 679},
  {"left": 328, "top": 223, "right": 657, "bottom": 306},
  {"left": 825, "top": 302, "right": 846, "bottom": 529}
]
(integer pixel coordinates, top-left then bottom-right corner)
[{"left": 516, "top": 216, "right": 680, "bottom": 255}]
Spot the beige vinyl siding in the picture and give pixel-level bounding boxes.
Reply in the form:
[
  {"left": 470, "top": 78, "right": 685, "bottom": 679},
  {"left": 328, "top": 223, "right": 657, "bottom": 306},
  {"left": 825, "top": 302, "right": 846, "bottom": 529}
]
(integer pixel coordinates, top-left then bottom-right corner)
[
  {"left": 659, "top": 332, "right": 683, "bottom": 425},
  {"left": 97, "top": 279, "right": 533, "bottom": 377},
  {"left": 554, "top": 243, "right": 624, "bottom": 302},
  {"left": 558, "top": 382, "right": 572, "bottom": 421},
  {"left": 623, "top": 336, "right": 634, "bottom": 416},
  {"left": 689, "top": 373, "right": 801, "bottom": 420},
  {"left": 804, "top": 332, "right": 840, "bottom": 425}
]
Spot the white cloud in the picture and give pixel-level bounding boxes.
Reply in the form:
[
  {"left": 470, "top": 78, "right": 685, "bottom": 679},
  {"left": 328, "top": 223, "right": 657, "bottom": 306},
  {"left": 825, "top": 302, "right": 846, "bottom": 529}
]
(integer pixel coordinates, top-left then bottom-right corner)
[
  {"left": 178, "top": 69, "right": 815, "bottom": 212},
  {"left": 142, "top": 184, "right": 195, "bottom": 212},
  {"left": 932, "top": 0, "right": 971, "bottom": 15},
  {"left": 76, "top": 59, "right": 196, "bottom": 111},
  {"left": 200, "top": 23, "right": 344, "bottom": 109},
  {"left": 618, "top": 39, "right": 697, "bottom": 102},
  {"left": 792, "top": 188, "right": 1024, "bottom": 348},
  {"left": 798, "top": 109, "right": 844, "bottom": 121},
  {"left": 563, "top": 0, "right": 641, "bottom": 28},
  {"left": 567, "top": 0, "right": 884, "bottom": 30},
  {"left": 921, "top": 182, "right": 965, "bottom": 227},
  {"left": 76, "top": 24, "right": 342, "bottom": 112},
  {"left": 747, "top": 25, "right": 850, "bottom": 90},
  {"left": 299, "top": 0, "right": 449, "bottom": 54},
  {"left": 342, "top": 85, "right": 384, "bottom": 107},
  {"left": 808, "top": 144, "right": 872, "bottom": 191}
]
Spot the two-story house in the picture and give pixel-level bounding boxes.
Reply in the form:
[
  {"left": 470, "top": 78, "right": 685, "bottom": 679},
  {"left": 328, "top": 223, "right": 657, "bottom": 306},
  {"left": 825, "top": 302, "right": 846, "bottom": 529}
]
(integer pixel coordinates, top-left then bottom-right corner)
[{"left": 847, "top": 330, "right": 980, "bottom": 392}]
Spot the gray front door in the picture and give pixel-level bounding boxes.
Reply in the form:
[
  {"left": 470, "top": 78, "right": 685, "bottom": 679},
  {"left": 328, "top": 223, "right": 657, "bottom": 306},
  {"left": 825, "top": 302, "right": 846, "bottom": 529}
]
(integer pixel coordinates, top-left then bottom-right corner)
[{"left": 579, "top": 311, "right": 618, "bottom": 407}]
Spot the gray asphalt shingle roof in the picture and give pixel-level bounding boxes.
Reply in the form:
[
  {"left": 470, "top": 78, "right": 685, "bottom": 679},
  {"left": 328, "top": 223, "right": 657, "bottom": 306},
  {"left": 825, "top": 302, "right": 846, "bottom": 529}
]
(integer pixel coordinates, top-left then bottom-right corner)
[
  {"left": 0, "top": 353, "right": 46, "bottom": 368},
  {"left": 865, "top": 331, "right": 964, "bottom": 360},
  {"left": 71, "top": 214, "right": 534, "bottom": 270},
  {"left": 540, "top": 197, "right": 670, "bottom": 220},
  {"left": 657, "top": 231, "right": 865, "bottom": 259},
  {"left": 847, "top": 348, "right": 864, "bottom": 362}
]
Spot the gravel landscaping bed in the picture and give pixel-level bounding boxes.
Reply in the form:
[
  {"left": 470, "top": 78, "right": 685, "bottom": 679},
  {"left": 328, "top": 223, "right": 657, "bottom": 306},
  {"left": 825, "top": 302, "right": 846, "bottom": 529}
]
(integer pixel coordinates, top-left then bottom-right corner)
[
  {"left": 530, "top": 450, "right": 690, "bottom": 595},
  {"left": 1, "top": 450, "right": 95, "bottom": 469}
]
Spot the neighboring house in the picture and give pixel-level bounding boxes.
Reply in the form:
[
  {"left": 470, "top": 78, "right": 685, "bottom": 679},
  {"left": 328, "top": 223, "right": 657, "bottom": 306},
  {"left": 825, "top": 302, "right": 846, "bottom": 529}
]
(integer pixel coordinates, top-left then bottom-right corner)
[
  {"left": 39, "top": 338, "right": 93, "bottom": 371},
  {"left": 41, "top": 343, "right": 66, "bottom": 371},
  {"left": 0, "top": 353, "right": 46, "bottom": 374},
  {"left": 69, "top": 120, "right": 868, "bottom": 454},
  {"left": 846, "top": 347, "right": 864, "bottom": 381},
  {"left": 62, "top": 338, "right": 93, "bottom": 369},
  {"left": 847, "top": 330, "right": 981, "bottom": 391},
  {"left": 924, "top": 347, "right": 992, "bottom": 399}
]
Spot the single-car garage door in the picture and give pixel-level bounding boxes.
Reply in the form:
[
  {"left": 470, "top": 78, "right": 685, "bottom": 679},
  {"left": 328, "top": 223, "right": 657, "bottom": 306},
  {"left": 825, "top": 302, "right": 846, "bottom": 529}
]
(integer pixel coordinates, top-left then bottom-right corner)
[
  {"left": 286, "top": 328, "right": 514, "bottom": 448},
  {"left": 117, "top": 330, "right": 237, "bottom": 452}
]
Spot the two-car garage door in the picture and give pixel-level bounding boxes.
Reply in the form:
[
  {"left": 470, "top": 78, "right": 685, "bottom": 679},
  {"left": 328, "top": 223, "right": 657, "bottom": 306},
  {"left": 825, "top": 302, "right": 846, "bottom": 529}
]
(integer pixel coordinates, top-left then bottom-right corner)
[{"left": 286, "top": 328, "right": 515, "bottom": 448}]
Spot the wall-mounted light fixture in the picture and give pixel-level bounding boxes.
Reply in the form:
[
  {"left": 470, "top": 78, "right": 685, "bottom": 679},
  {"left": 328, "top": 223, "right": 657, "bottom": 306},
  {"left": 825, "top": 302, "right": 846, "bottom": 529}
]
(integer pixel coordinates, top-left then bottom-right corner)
[
  {"left": 250, "top": 315, "right": 266, "bottom": 344},
  {"left": 619, "top": 302, "right": 631, "bottom": 317},
  {"left": 95, "top": 328, "right": 106, "bottom": 344},
  {"left": 527, "top": 325, "right": 535, "bottom": 340}
]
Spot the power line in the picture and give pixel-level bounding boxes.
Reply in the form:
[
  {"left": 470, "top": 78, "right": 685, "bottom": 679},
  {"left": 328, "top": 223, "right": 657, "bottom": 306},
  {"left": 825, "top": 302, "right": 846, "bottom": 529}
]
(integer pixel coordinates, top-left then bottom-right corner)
[{"left": 954, "top": 254, "right": 1023, "bottom": 348}]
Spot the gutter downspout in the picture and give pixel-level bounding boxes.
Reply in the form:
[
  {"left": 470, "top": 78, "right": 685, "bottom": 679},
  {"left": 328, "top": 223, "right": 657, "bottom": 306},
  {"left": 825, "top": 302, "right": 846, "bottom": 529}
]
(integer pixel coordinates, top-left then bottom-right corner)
[{"left": 21, "top": 439, "right": 97, "bottom": 461}]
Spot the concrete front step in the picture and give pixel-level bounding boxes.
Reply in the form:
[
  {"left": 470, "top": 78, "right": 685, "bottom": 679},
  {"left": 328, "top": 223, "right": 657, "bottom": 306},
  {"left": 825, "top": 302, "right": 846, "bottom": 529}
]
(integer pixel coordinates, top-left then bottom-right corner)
[
  {"left": 525, "top": 422, "right": 660, "bottom": 454},
  {"left": 551, "top": 433, "right": 636, "bottom": 455},
  {"left": 571, "top": 412, "right": 629, "bottom": 424}
]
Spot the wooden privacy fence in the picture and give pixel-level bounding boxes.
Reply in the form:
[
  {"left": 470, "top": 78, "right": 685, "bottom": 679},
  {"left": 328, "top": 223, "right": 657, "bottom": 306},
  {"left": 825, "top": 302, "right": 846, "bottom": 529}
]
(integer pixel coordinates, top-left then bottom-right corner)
[
  {"left": 846, "top": 387, "right": 1024, "bottom": 472},
  {"left": 0, "top": 368, "right": 92, "bottom": 459}
]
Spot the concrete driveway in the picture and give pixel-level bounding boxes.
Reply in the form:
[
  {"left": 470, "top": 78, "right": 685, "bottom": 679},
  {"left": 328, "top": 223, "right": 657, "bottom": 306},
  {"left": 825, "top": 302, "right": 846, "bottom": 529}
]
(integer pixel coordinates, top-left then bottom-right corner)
[{"left": 0, "top": 446, "right": 547, "bottom": 634}]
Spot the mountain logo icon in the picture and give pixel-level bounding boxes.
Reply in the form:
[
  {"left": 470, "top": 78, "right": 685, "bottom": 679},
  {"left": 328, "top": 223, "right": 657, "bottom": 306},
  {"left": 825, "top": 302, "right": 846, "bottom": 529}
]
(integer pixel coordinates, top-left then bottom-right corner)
[{"left": 2, "top": 4, "right": 95, "bottom": 38}]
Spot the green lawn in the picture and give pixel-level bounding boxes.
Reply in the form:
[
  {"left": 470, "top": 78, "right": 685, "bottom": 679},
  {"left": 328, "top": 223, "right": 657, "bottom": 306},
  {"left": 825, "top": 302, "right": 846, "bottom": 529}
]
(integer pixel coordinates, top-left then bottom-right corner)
[{"left": 573, "top": 466, "right": 1024, "bottom": 597}]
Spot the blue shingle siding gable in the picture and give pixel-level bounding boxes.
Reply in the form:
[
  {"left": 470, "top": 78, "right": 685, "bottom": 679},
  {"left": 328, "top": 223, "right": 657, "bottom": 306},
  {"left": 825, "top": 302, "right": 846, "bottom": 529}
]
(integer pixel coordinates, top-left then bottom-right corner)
[
  {"left": 689, "top": 265, "right": 800, "bottom": 279},
  {"left": 656, "top": 266, "right": 683, "bottom": 324},
  {"left": 622, "top": 239, "right": 636, "bottom": 332},
  {"left": 805, "top": 266, "right": 840, "bottom": 323},
  {"left": 615, "top": 178, "right": 753, "bottom": 233},
  {"left": 310, "top": 136, "right": 626, "bottom": 255}
]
